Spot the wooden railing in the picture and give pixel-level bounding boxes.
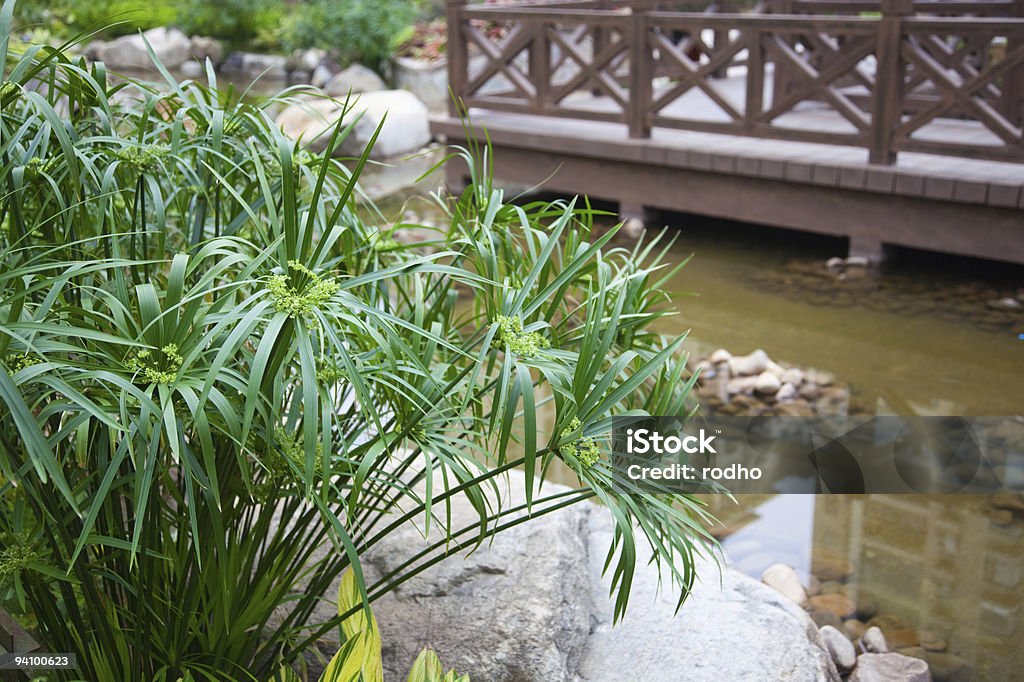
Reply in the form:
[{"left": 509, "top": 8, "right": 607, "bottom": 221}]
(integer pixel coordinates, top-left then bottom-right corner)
[
  {"left": 0, "top": 608, "right": 40, "bottom": 682},
  {"left": 445, "top": 0, "right": 1024, "bottom": 162}
]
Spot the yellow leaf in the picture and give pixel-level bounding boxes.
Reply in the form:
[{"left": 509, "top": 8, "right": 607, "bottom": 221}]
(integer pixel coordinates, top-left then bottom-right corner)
[{"left": 320, "top": 568, "right": 383, "bottom": 682}]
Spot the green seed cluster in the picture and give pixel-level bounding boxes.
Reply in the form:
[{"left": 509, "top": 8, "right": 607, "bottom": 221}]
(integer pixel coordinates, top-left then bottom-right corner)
[
  {"left": 267, "top": 261, "right": 339, "bottom": 319},
  {"left": 0, "top": 81, "right": 18, "bottom": 103},
  {"left": 0, "top": 533, "right": 39, "bottom": 587},
  {"left": 115, "top": 144, "right": 170, "bottom": 172},
  {"left": 316, "top": 360, "right": 346, "bottom": 384},
  {"left": 559, "top": 417, "right": 601, "bottom": 469},
  {"left": 23, "top": 156, "right": 61, "bottom": 181},
  {"left": 495, "top": 315, "right": 549, "bottom": 358},
  {"left": 127, "top": 343, "right": 183, "bottom": 385},
  {"left": 4, "top": 353, "right": 42, "bottom": 373}
]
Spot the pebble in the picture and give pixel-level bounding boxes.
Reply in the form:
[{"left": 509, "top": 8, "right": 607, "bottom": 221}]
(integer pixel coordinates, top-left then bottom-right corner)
[
  {"left": 798, "top": 382, "right": 820, "bottom": 400},
  {"left": 854, "top": 591, "right": 879, "bottom": 620},
  {"left": 755, "top": 371, "right": 782, "bottom": 395},
  {"left": 885, "top": 628, "right": 920, "bottom": 649},
  {"left": 780, "top": 367, "right": 805, "bottom": 385},
  {"left": 819, "top": 625, "right": 857, "bottom": 672},
  {"left": 728, "top": 349, "right": 769, "bottom": 376},
  {"left": 820, "top": 581, "right": 846, "bottom": 595},
  {"left": 850, "top": 653, "right": 931, "bottom": 682},
  {"left": 842, "top": 618, "right": 867, "bottom": 641},
  {"left": 809, "top": 593, "right": 857, "bottom": 620},
  {"left": 924, "top": 651, "right": 974, "bottom": 682},
  {"left": 989, "top": 508, "right": 1015, "bottom": 526},
  {"left": 919, "top": 630, "right": 947, "bottom": 652},
  {"left": 990, "top": 492, "right": 1024, "bottom": 515},
  {"left": 812, "top": 553, "right": 855, "bottom": 581},
  {"left": 810, "top": 607, "right": 843, "bottom": 629},
  {"left": 987, "top": 297, "right": 1022, "bottom": 310},
  {"left": 726, "top": 376, "right": 759, "bottom": 396},
  {"left": 708, "top": 348, "right": 732, "bottom": 364},
  {"left": 861, "top": 626, "right": 888, "bottom": 653},
  {"left": 761, "top": 563, "right": 808, "bottom": 607},
  {"left": 776, "top": 382, "right": 798, "bottom": 402}
]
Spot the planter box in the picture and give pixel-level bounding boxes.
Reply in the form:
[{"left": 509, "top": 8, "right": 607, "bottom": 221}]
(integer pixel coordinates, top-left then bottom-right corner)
[{"left": 391, "top": 56, "right": 448, "bottom": 109}]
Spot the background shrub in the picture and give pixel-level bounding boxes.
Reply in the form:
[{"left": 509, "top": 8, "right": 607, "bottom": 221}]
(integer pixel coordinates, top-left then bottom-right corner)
[
  {"left": 177, "top": 0, "right": 284, "bottom": 49},
  {"left": 284, "top": 0, "right": 419, "bottom": 75}
]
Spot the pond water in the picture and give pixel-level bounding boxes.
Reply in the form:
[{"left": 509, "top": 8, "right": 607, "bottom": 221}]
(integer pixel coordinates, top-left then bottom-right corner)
[{"left": 639, "top": 216, "right": 1023, "bottom": 682}]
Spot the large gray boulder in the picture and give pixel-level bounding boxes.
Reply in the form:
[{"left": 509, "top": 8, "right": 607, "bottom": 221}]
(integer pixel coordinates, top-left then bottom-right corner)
[
  {"left": 325, "top": 64, "right": 387, "bottom": 98},
  {"left": 283, "top": 469, "right": 841, "bottom": 682},
  {"left": 94, "top": 27, "right": 192, "bottom": 70},
  {"left": 220, "top": 52, "right": 288, "bottom": 80},
  {"left": 276, "top": 90, "right": 430, "bottom": 160},
  {"left": 572, "top": 512, "right": 841, "bottom": 682}
]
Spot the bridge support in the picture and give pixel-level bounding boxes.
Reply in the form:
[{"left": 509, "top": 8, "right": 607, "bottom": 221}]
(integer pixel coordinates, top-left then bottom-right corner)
[{"left": 847, "top": 235, "right": 894, "bottom": 265}]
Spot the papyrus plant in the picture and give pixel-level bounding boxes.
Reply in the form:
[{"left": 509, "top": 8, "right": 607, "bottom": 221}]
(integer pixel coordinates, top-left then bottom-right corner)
[{"left": 0, "top": 1, "right": 715, "bottom": 678}]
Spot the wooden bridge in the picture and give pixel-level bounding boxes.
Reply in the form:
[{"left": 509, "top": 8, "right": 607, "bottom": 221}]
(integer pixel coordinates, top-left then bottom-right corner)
[{"left": 434, "top": 0, "right": 1024, "bottom": 263}]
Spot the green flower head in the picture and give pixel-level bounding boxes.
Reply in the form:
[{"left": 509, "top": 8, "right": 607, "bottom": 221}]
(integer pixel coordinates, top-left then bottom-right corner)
[
  {"left": 495, "top": 315, "right": 549, "bottom": 358},
  {"left": 267, "top": 261, "right": 339, "bottom": 320},
  {"left": 126, "top": 343, "right": 184, "bottom": 385},
  {"left": 115, "top": 144, "right": 170, "bottom": 173},
  {"left": 0, "top": 532, "right": 40, "bottom": 587},
  {"left": 4, "top": 353, "right": 42, "bottom": 373},
  {"left": 559, "top": 417, "right": 601, "bottom": 469}
]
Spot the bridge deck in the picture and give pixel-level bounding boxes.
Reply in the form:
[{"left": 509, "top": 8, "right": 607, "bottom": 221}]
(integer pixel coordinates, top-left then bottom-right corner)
[{"left": 434, "top": 105, "right": 1024, "bottom": 262}]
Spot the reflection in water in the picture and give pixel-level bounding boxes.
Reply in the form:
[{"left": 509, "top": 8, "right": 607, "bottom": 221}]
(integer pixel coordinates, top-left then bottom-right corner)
[{"left": 707, "top": 494, "right": 1024, "bottom": 681}]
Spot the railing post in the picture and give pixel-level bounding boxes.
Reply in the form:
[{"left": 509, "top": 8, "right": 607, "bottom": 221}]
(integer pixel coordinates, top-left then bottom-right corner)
[
  {"left": 869, "top": 0, "right": 912, "bottom": 165},
  {"left": 531, "top": 20, "right": 550, "bottom": 113},
  {"left": 745, "top": 27, "right": 764, "bottom": 133},
  {"left": 629, "top": 0, "right": 654, "bottom": 138},
  {"left": 446, "top": 0, "right": 469, "bottom": 118},
  {"left": 1002, "top": 0, "right": 1024, "bottom": 127}
]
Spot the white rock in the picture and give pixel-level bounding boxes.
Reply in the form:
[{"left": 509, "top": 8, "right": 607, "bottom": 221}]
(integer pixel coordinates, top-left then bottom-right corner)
[
  {"left": 277, "top": 90, "right": 431, "bottom": 160},
  {"left": 96, "top": 27, "right": 192, "bottom": 70},
  {"left": 781, "top": 367, "right": 805, "bottom": 385},
  {"left": 819, "top": 626, "right": 857, "bottom": 672},
  {"left": 776, "top": 382, "right": 798, "bottom": 402},
  {"left": 325, "top": 64, "right": 387, "bottom": 97},
  {"left": 849, "top": 653, "right": 931, "bottom": 682},
  {"left": 761, "top": 563, "right": 808, "bottom": 606},
  {"left": 189, "top": 36, "right": 224, "bottom": 65},
  {"left": 861, "top": 626, "right": 888, "bottom": 653},
  {"left": 728, "top": 349, "right": 769, "bottom": 376},
  {"left": 312, "top": 63, "right": 337, "bottom": 88},
  {"left": 765, "top": 359, "right": 786, "bottom": 377},
  {"left": 179, "top": 60, "right": 204, "bottom": 80},
  {"left": 826, "top": 257, "right": 845, "bottom": 269},
  {"left": 845, "top": 256, "right": 870, "bottom": 267},
  {"left": 755, "top": 371, "right": 782, "bottom": 395},
  {"left": 694, "top": 360, "right": 714, "bottom": 379},
  {"left": 621, "top": 217, "right": 644, "bottom": 239},
  {"left": 726, "top": 376, "right": 759, "bottom": 396},
  {"left": 708, "top": 348, "right": 732, "bottom": 365}
]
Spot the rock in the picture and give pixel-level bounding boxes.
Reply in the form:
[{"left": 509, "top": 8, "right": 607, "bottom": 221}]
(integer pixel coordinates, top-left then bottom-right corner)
[
  {"left": 810, "top": 608, "right": 844, "bottom": 630},
  {"left": 850, "top": 653, "right": 931, "bottom": 682},
  {"left": 868, "top": 614, "right": 908, "bottom": 632},
  {"left": 728, "top": 349, "right": 769, "bottom": 376},
  {"left": 189, "top": 36, "right": 224, "bottom": 65},
  {"left": 312, "top": 63, "right": 337, "bottom": 88},
  {"left": 577, "top": 513, "right": 840, "bottom": 682},
  {"left": 923, "top": 652, "right": 972, "bottom": 682},
  {"left": 755, "top": 371, "right": 782, "bottom": 395},
  {"left": 812, "top": 553, "right": 855, "bottom": 582},
  {"left": 897, "top": 647, "right": 927, "bottom": 661},
  {"left": 781, "top": 367, "right": 806, "bottom": 385},
  {"left": 820, "top": 626, "right": 857, "bottom": 672},
  {"left": 325, "top": 63, "right": 387, "bottom": 97},
  {"left": 772, "top": 401, "right": 816, "bottom": 417},
  {"left": 288, "top": 48, "right": 327, "bottom": 73},
  {"left": 761, "top": 563, "right": 808, "bottom": 606},
  {"left": 987, "top": 297, "right": 1022, "bottom": 310},
  {"left": 988, "top": 508, "right": 1015, "bottom": 526},
  {"left": 799, "top": 382, "right": 821, "bottom": 400},
  {"left": 221, "top": 52, "right": 288, "bottom": 80},
  {"left": 918, "top": 630, "right": 946, "bottom": 652},
  {"left": 83, "top": 40, "right": 106, "bottom": 61},
  {"left": 826, "top": 257, "right": 845, "bottom": 269},
  {"left": 294, "top": 469, "right": 593, "bottom": 681},
  {"left": 708, "top": 348, "right": 732, "bottom": 365},
  {"left": 886, "top": 628, "right": 920, "bottom": 649},
  {"left": 808, "top": 369, "right": 835, "bottom": 387},
  {"left": 990, "top": 492, "right": 1024, "bottom": 515},
  {"left": 853, "top": 591, "right": 879, "bottom": 621},
  {"left": 843, "top": 619, "right": 867, "bottom": 642},
  {"left": 820, "top": 581, "right": 846, "bottom": 595},
  {"left": 776, "top": 382, "right": 799, "bottom": 402},
  {"left": 861, "top": 626, "right": 888, "bottom": 653},
  {"left": 179, "top": 61, "right": 204, "bottom": 79},
  {"left": 765, "top": 359, "right": 786, "bottom": 376},
  {"left": 95, "top": 27, "right": 192, "bottom": 70},
  {"left": 694, "top": 360, "right": 714, "bottom": 379},
  {"left": 809, "top": 594, "right": 856, "bottom": 620},
  {"left": 276, "top": 90, "right": 430, "bottom": 160},
  {"left": 726, "top": 376, "right": 759, "bottom": 396},
  {"left": 621, "top": 217, "right": 644, "bottom": 239}
]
